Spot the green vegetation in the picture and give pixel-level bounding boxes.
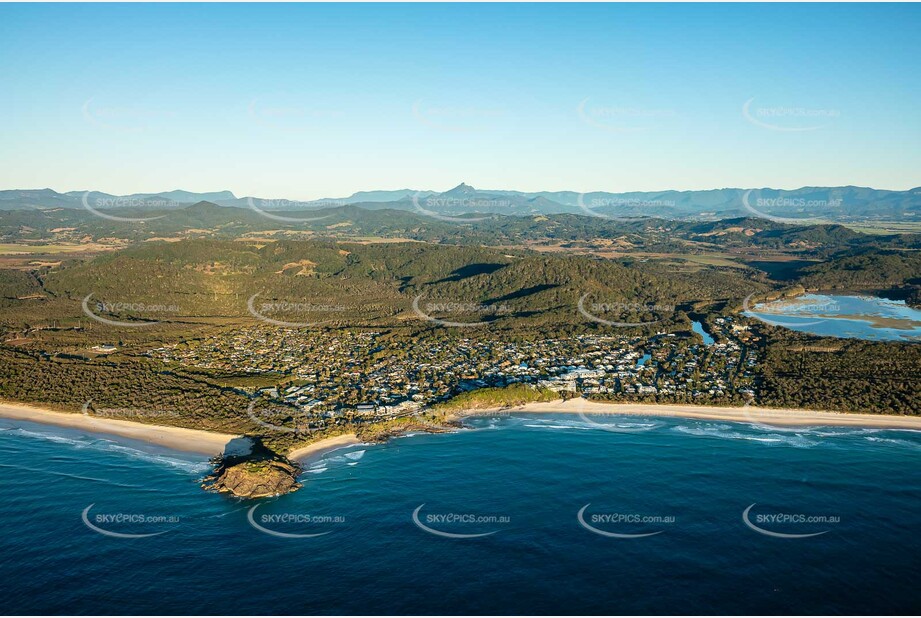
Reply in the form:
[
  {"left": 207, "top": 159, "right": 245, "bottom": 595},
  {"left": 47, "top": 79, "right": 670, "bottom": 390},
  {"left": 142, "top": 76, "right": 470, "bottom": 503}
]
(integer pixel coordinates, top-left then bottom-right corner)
[
  {"left": 754, "top": 328, "right": 921, "bottom": 415},
  {"left": 432, "top": 384, "right": 560, "bottom": 415},
  {"left": 795, "top": 249, "right": 921, "bottom": 307},
  {"left": 0, "top": 346, "right": 259, "bottom": 435}
]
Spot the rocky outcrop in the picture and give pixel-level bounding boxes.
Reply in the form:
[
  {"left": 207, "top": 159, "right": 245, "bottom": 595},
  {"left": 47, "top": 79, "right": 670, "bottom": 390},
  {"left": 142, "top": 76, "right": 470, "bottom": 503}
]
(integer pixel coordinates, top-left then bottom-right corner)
[
  {"left": 356, "top": 420, "right": 460, "bottom": 443},
  {"left": 203, "top": 438, "right": 302, "bottom": 499}
]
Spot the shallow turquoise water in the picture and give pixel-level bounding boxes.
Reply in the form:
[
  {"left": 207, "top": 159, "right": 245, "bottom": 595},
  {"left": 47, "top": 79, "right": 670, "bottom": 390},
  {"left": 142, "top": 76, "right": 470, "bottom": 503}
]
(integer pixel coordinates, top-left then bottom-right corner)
[
  {"left": 746, "top": 294, "right": 921, "bottom": 341},
  {"left": 1, "top": 413, "right": 920, "bottom": 614}
]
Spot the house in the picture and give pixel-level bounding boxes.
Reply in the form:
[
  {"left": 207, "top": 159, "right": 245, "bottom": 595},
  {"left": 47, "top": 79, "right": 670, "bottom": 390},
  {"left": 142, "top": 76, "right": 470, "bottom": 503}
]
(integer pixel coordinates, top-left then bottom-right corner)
[{"left": 356, "top": 403, "right": 376, "bottom": 415}]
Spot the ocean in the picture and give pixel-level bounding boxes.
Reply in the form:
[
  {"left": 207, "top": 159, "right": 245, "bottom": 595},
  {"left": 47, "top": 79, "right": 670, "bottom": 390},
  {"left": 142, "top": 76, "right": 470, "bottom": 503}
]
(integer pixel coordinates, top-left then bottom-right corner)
[{"left": 2, "top": 413, "right": 920, "bottom": 615}]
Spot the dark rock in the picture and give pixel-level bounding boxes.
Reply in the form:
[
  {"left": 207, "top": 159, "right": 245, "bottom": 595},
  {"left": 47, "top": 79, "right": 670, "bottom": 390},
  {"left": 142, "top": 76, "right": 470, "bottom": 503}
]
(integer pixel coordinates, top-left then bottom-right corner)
[{"left": 203, "top": 437, "right": 302, "bottom": 499}]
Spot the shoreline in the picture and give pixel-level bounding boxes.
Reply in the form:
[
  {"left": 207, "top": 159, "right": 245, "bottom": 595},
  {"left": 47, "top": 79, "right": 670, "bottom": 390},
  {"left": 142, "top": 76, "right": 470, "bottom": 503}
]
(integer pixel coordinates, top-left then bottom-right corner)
[
  {"left": 4, "top": 396, "right": 920, "bottom": 466},
  {"left": 454, "top": 398, "right": 921, "bottom": 430},
  {"left": 0, "top": 401, "right": 240, "bottom": 456},
  {"left": 287, "top": 433, "right": 361, "bottom": 462}
]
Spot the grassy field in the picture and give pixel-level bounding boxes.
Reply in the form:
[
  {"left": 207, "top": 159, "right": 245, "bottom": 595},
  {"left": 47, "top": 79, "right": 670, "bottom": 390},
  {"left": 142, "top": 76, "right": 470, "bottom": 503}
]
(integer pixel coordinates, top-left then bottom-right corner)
[
  {"left": 0, "top": 243, "right": 120, "bottom": 255},
  {"left": 840, "top": 221, "right": 921, "bottom": 235}
]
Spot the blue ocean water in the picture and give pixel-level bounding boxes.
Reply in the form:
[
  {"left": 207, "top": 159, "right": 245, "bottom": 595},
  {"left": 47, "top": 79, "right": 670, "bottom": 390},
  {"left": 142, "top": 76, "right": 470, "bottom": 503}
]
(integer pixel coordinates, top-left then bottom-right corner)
[{"left": 2, "top": 414, "right": 920, "bottom": 615}]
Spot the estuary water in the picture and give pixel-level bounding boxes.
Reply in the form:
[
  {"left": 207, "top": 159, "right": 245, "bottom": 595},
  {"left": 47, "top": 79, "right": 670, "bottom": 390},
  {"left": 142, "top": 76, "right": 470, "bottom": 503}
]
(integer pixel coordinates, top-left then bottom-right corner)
[
  {"left": 1, "top": 414, "right": 920, "bottom": 614},
  {"left": 745, "top": 293, "right": 921, "bottom": 342},
  {"left": 691, "top": 320, "right": 715, "bottom": 345}
]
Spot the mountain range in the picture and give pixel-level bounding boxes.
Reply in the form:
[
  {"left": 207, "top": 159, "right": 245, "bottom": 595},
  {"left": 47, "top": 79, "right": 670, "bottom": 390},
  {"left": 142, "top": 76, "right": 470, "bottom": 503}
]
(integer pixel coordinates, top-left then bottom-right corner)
[{"left": 2, "top": 183, "right": 920, "bottom": 223}]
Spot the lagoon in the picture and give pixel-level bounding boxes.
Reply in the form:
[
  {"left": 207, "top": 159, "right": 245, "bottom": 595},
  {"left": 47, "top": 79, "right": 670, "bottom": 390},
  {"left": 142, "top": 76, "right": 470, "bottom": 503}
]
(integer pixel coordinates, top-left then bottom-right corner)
[{"left": 745, "top": 293, "right": 921, "bottom": 342}]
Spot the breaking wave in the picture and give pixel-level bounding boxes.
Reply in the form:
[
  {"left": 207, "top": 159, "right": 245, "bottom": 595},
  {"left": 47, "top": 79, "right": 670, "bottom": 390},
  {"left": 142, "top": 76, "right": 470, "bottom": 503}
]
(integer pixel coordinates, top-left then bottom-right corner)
[
  {"left": 673, "top": 423, "right": 820, "bottom": 448},
  {"left": 865, "top": 436, "right": 921, "bottom": 449},
  {"left": 525, "top": 423, "right": 591, "bottom": 429},
  {"left": 4, "top": 426, "right": 210, "bottom": 474},
  {"left": 523, "top": 417, "right": 661, "bottom": 432}
]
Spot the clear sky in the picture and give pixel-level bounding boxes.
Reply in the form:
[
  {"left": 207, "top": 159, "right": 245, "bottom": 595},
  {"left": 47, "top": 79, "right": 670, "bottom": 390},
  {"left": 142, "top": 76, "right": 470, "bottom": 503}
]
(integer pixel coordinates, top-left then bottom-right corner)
[{"left": 1, "top": 3, "right": 919, "bottom": 200}]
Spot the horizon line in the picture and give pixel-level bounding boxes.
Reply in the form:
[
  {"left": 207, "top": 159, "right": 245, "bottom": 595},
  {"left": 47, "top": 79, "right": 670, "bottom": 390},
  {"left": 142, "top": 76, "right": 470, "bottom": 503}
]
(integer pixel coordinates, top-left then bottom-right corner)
[{"left": 6, "top": 182, "right": 921, "bottom": 203}]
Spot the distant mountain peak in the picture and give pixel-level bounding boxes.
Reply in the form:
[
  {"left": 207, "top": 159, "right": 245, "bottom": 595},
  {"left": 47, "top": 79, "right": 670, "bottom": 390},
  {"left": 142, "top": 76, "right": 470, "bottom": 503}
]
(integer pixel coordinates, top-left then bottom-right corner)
[{"left": 442, "top": 182, "right": 477, "bottom": 196}]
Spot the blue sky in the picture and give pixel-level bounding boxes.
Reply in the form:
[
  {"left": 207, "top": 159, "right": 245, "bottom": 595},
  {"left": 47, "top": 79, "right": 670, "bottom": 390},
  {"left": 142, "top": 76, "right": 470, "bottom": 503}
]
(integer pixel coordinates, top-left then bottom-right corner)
[{"left": 1, "top": 3, "right": 919, "bottom": 200}]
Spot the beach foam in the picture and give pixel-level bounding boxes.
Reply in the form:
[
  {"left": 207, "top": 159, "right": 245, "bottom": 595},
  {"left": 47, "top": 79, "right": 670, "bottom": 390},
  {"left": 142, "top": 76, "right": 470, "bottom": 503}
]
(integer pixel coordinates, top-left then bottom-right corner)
[
  {"left": 673, "top": 423, "right": 819, "bottom": 448},
  {"left": 2, "top": 426, "right": 210, "bottom": 474}
]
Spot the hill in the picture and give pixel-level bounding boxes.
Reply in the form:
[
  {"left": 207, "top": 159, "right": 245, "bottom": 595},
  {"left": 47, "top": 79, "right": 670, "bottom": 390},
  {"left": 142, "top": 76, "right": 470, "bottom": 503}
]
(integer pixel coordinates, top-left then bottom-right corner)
[{"left": 3, "top": 184, "right": 920, "bottom": 225}]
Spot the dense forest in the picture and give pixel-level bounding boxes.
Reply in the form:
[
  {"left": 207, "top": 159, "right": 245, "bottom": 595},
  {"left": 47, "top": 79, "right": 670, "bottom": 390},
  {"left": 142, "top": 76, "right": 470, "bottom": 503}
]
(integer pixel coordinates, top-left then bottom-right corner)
[
  {"left": 754, "top": 327, "right": 921, "bottom": 414},
  {"left": 0, "top": 346, "right": 257, "bottom": 434},
  {"left": 794, "top": 249, "right": 921, "bottom": 306},
  {"left": 0, "top": 238, "right": 765, "bottom": 332}
]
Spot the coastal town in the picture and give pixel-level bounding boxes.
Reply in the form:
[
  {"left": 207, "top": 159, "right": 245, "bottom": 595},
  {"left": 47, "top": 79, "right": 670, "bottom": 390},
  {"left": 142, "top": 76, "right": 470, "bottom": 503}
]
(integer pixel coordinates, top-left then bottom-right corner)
[{"left": 148, "top": 316, "right": 760, "bottom": 428}]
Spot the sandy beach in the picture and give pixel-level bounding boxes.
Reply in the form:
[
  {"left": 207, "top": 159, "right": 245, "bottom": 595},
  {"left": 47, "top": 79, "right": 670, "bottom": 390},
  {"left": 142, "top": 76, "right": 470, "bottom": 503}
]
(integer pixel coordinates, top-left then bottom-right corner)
[
  {"left": 288, "top": 433, "right": 361, "bottom": 462},
  {"left": 0, "top": 401, "right": 240, "bottom": 456},
  {"left": 1, "top": 398, "right": 361, "bottom": 461},
  {"left": 460, "top": 398, "right": 921, "bottom": 430}
]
